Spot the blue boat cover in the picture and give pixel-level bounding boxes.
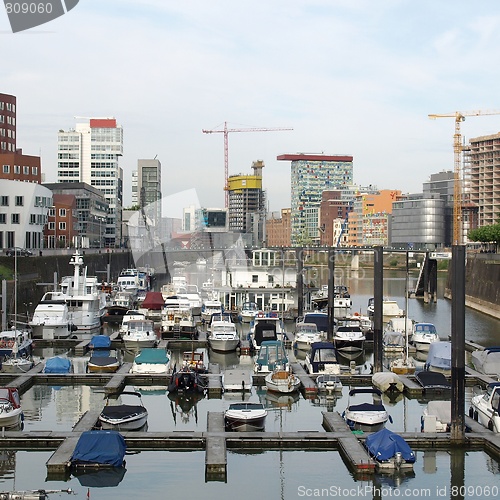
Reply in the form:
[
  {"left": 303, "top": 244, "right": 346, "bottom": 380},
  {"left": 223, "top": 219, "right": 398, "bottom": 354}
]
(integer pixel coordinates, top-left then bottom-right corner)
[
  {"left": 89, "top": 335, "right": 112, "bottom": 349},
  {"left": 44, "top": 356, "right": 71, "bottom": 373},
  {"left": 71, "top": 430, "right": 126, "bottom": 467},
  {"left": 365, "top": 428, "right": 415, "bottom": 463},
  {"left": 134, "top": 348, "right": 169, "bottom": 364}
]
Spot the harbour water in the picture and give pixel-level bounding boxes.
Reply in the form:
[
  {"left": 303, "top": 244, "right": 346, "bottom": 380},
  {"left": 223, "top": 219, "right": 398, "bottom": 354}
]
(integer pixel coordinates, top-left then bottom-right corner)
[{"left": 3, "top": 269, "right": 500, "bottom": 499}]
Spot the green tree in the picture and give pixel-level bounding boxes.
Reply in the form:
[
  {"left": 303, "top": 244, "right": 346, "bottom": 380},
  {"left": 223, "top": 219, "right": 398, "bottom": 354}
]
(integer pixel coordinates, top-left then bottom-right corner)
[{"left": 468, "top": 222, "right": 500, "bottom": 249}]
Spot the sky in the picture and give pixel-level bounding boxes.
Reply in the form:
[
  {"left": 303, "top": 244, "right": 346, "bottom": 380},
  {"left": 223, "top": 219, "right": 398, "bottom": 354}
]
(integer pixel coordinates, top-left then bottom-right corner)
[{"left": 3, "top": 0, "right": 500, "bottom": 213}]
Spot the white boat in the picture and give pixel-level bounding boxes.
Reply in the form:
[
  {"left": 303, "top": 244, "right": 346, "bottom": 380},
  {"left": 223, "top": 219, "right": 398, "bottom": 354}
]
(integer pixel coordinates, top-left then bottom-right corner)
[
  {"left": 316, "top": 374, "right": 343, "bottom": 394},
  {"left": 116, "top": 269, "right": 140, "bottom": 297},
  {"left": 208, "top": 315, "right": 240, "bottom": 352},
  {"left": 250, "top": 312, "right": 287, "bottom": 343},
  {"left": 303, "top": 341, "right": 340, "bottom": 375},
  {"left": 122, "top": 319, "right": 158, "bottom": 349},
  {"left": 265, "top": 368, "right": 301, "bottom": 394},
  {"left": 113, "top": 291, "right": 135, "bottom": 309},
  {"left": 119, "top": 310, "right": 145, "bottom": 335},
  {"left": 1, "top": 339, "right": 36, "bottom": 373},
  {"left": 251, "top": 320, "right": 279, "bottom": 352},
  {"left": 372, "top": 372, "right": 404, "bottom": 393},
  {"left": 177, "top": 284, "right": 203, "bottom": 317},
  {"left": 367, "top": 298, "right": 404, "bottom": 320},
  {"left": 383, "top": 331, "right": 405, "bottom": 353},
  {"left": 469, "top": 382, "right": 500, "bottom": 433},
  {"left": 29, "top": 291, "right": 75, "bottom": 339},
  {"left": 224, "top": 402, "right": 267, "bottom": 431},
  {"left": 99, "top": 391, "right": 148, "bottom": 431},
  {"left": 385, "top": 317, "right": 415, "bottom": 342},
  {"left": 422, "top": 400, "right": 451, "bottom": 433},
  {"left": 333, "top": 324, "right": 365, "bottom": 355},
  {"left": 0, "top": 387, "right": 23, "bottom": 429},
  {"left": 294, "top": 322, "right": 324, "bottom": 351},
  {"left": 130, "top": 348, "right": 172, "bottom": 374},
  {"left": 471, "top": 347, "right": 500, "bottom": 376},
  {"left": 239, "top": 301, "right": 259, "bottom": 323},
  {"left": 161, "top": 300, "right": 198, "bottom": 340},
  {"left": 0, "top": 328, "right": 34, "bottom": 361},
  {"left": 342, "top": 387, "right": 390, "bottom": 432},
  {"left": 424, "top": 341, "right": 451, "bottom": 375},
  {"left": 412, "top": 323, "right": 440, "bottom": 352},
  {"left": 59, "top": 250, "right": 107, "bottom": 331},
  {"left": 201, "top": 299, "right": 223, "bottom": 323}
]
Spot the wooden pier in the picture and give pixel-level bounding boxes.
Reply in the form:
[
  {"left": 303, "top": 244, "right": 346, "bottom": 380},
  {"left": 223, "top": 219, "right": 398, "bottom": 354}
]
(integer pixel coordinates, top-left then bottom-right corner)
[
  {"left": 290, "top": 362, "right": 318, "bottom": 396},
  {"left": 205, "top": 412, "right": 227, "bottom": 481}
]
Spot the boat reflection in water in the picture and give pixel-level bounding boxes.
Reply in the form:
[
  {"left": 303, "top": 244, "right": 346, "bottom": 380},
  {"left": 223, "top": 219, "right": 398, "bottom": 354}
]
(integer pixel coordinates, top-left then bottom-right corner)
[{"left": 168, "top": 391, "right": 205, "bottom": 425}]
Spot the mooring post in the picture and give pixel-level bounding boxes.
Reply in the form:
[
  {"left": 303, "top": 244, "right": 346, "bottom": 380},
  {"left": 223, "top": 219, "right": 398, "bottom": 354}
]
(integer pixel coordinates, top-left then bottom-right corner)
[
  {"left": 327, "top": 248, "right": 335, "bottom": 342},
  {"left": 450, "top": 245, "right": 465, "bottom": 442},
  {"left": 373, "top": 246, "right": 384, "bottom": 373},
  {"left": 296, "top": 248, "right": 304, "bottom": 319}
]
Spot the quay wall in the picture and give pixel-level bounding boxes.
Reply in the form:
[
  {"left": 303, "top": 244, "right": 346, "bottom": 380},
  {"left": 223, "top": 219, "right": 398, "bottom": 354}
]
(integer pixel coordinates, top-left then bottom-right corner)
[
  {"left": 0, "top": 250, "right": 132, "bottom": 319},
  {"left": 446, "top": 252, "right": 500, "bottom": 319}
]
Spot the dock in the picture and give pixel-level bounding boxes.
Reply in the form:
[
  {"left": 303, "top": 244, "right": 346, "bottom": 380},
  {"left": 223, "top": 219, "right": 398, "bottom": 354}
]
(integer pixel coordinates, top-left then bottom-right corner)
[
  {"left": 205, "top": 412, "right": 227, "bottom": 481},
  {"left": 290, "top": 362, "right": 318, "bottom": 396}
]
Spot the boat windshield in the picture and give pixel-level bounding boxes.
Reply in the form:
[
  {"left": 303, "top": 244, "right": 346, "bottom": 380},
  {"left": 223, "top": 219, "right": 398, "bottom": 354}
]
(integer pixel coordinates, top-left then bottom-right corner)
[{"left": 313, "top": 348, "right": 337, "bottom": 363}]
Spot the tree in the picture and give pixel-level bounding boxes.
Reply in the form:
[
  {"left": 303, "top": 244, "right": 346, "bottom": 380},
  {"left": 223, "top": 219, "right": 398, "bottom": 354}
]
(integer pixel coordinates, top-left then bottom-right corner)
[{"left": 468, "top": 222, "right": 500, "bottom": 251}]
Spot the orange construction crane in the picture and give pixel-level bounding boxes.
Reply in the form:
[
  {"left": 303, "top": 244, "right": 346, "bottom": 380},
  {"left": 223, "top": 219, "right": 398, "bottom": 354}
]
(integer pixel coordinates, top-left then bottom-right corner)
[
  {"left": 202, "top": 122, "right": 293, "bottom": 207},
  {"left": 428, "top": 110, "right": 500, "bottom": 245}
]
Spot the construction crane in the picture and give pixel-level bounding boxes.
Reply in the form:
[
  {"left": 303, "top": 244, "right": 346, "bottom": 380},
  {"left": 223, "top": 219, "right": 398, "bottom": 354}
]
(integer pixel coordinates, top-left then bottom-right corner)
[
  {"left": 202, "top": 122, "right": 293, "bottom": 207},
  {"left": 428, "top": 110, "right": 500, "bottom": 245}
]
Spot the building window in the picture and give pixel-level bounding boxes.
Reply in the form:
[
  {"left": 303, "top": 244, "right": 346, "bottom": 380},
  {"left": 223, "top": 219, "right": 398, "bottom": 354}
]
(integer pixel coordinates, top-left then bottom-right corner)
[
  {"left": 59, "top": 208, "right": 66, "bottom": 217},
  {"left": 14, "top": 165, "right": 20, "bottom": 174},
  {"left": 252, "top": 275, "right": 258, "bottom": 283},
  {"left": 59, "top": 222, "right": 66, "bottom": 230},
  {"left": 49, "top": 208, "right": 55, "bottom": 217},
  {"left": 2, "top": 165, "right": 9, "bottom": 174},
  {"left": 23, "top": 166, "right": 29, "bottom": 175},
  {"left": 15, "top": 196, "right": 23, "bottom": 206},
  {"left": 32, "top": 166, "right": 38, "bottom": 175},
  {"left": 11, "top": 214, "right": 20, "bottom": 224},
  {"left": 29, "top": 214, "right": 36, "bottom": 224},
  {"left": 48, "top": 222, "right": 55, "bottom": 230},
  {"left": 0, "top": 214, "right": 5, "bottom": 224},
  {"left": 0, "top": 196, "right": 8, "bottom": 206}
]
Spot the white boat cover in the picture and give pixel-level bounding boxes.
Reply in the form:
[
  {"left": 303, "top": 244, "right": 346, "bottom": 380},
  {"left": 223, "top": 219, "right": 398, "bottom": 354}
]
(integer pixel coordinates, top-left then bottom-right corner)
[
  {"left": 372, "top": 372, "right": 403, "bottom": 393},
  {"left": 425, "top": 400, "right": 451, "bottom": 424}
]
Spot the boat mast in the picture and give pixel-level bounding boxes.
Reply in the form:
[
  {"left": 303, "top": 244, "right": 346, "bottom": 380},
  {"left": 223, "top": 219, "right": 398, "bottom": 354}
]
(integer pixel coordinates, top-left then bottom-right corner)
[{"left": 404, "top": 252, "right": 409, "bottom": 362}]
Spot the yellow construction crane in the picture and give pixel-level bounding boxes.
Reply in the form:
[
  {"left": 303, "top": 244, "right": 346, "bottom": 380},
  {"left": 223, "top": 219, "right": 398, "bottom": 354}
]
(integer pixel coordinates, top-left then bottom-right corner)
[
  {"left": 202, "top": 122, "right": 293, "bottom": 208},
  {"left": 428, "top": 110, "right": 500, "bottom": 245}
]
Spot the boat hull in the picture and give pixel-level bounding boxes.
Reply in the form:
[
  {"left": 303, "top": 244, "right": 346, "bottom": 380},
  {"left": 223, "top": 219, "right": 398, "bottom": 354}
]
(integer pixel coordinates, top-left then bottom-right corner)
[
  {"left": 209, "top": 338, "right": 240, "bottom": 353},
  {"left": 265, "top": 371, "right": 301, "bottom": 394},
  {"left": 0, "top": 408, "right": 23, "bottom": 429},
  {"left": 224, "top": 414, "right": 266, "bottom": 432},
  {"left": 99, "top": 413, "right": 148, "bottom": 431}
]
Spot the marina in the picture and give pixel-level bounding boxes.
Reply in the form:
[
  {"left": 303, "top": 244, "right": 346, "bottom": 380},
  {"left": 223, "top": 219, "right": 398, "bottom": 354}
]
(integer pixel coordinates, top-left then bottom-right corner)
[{"left": 0, "top": 268, "right": 499, "bottom": 498}]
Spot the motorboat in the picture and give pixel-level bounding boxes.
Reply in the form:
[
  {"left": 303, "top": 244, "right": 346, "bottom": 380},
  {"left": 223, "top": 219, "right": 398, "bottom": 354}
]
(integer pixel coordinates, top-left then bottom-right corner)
[
  {"left": 99, "top": 391, "right": 148, "bottom": 431},
  {"left": 168, "top": 366, "right": 207, "bottom": 393},
  {"left": 254, "top": 340, "right": 289, "bottom": 374},
  {"left": 71, "top": 430, "right": 126, "bottom": 468},
  {"left": 310, "top": 285, "right": 352, "bottom": 316},
  {"left": 297, "top": 312, "right": 330, "bottom": 338},
  {"left": 182, "top": 349, "right": 208, "bottom": 373},
  {"left": 138, "top": 291, "right": 165, "bottom": 323},
  {"left": 265, "top": 368, "right": 301, "bottom": 394},
  {"left": 208, "top": 315, "right": 240, "bottom": 353},
  {"left": 365, "top": 428, "right": 415, "bottom": 470},
  {"left": 29, "top": 291, "right": 75, "bottom": 339},
  {"left": 424, "top": 341, "right": 451, "bottom": 375},
  {"left": 161, "top": 295, "right": 198, "bottom": 340},
  {"left": 122, "top": 319, "right": 158, "bottom": 349},
  {"left": 43, "top": 356, "right": 72, "bottom": 373},
  {"left": 177, "top": 284, "right": 203, "bottom": 317},
  {"left": 367, "top": 297, "right": 404, "bottom": 320},
  {"left": 116, "top": 269, "right": 140, "bottom": 297},
  {"left": 251, "top": 321, "right": 278, "bottom": 352},
  {"left": 469, "top": 382, "right": 500, "bottom": 433},
  {"left": 239, "top": 302, "right": 259, "bottom": 323},
  {"left": 415, "top": 370, "right": 450, "bottom": 392},
  {"left": 412, "top": 323, "right": 440, "bottom": 352},
  {"left": 119, "top": 310, "right": 145, "bottom": 335},
  {"left": 385, "top": 317, "right": 415, "bottom": 342},
  {"left": 372, "top": 372, "right": 404, "bottom": 393},
  {"left": 422, "top": 401, "right": 451, "bottom": 433},
  {"left": 389, "top": 356, "right": 416, "bottom": 376},
  {"left": 130, "top": 348, "right": 172, "bottom": 374},
  {"left": 89, "top": 334, "right": 112, "bottom": 350},
  {"left": 250, "top": 311, "right": 287, "bottom": 342},
  {"left": 87, "top": 351, "right": 120, "bottom": 373},
  {"left": 0, "top": 327, "right": 34, "bottom": 361},
  {"left": 222, "top": 368, "right": 253, "bottom": 391},
  {"left": 471, "top": 347, "right": 500, "bottom": 376},
  {"left": 0, "top": 388, "right": 23, "bottom": 429},
  {"left": 293, "top": 322, "right": 324, "bottom": 351},
  {"left": 303, "top": 341, "right": 340, "bottom": 375},
  {"left": 333, "top": 324, "right": 365, "bottom": 355},
  {"left": 224, "top": 402, "right": 267, "bottom": 431},
  {"left": 59, "top": 250, "right": 107, "bottom": 331},
  {"left": 201, "top": 299, "right": 224, "bottom": 323},
  {"left": 383, "top": 331, "right": 405, "bottom": 354},
  {"left": 316, "top": 374, "right": 343, "bottom": 394},
  {"left": 342, "top": 387, "right": 391, "bottom": 432}
]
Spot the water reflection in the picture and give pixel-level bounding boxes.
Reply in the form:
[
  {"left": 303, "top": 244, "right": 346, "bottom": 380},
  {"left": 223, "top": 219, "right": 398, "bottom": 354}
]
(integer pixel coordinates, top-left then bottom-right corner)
[
  {"left": 167, "top": 391, "right": 204, "bottom": 425},
  {"left": 73, "top": 466, "right": 127, "bottom": 488}
]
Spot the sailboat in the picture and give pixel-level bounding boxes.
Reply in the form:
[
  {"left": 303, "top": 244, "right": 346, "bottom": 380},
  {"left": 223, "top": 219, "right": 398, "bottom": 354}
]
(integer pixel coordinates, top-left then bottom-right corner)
[
  {"left": 390, "top": 253, "right": 416, "bottom": 375},
  {"left": 1, "top": 338, "right": 34, "bottom": 373}
]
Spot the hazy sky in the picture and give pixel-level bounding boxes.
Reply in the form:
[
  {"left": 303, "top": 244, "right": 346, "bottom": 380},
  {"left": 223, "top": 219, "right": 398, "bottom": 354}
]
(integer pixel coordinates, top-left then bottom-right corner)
[{"left": 3, "top": 1, "right": 500, "bottom": 211}]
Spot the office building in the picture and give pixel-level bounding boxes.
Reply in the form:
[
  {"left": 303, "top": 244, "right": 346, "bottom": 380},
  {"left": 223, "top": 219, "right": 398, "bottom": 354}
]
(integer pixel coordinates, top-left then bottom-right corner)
[{"left": 57, "top": 117, "right": 123, "bottom": 247}]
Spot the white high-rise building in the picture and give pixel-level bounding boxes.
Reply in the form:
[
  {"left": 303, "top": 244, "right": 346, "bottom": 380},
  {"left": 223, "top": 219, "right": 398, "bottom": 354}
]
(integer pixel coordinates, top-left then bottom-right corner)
[{"left": 57, "top": 118, "right": 123, "bottom": 247}]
